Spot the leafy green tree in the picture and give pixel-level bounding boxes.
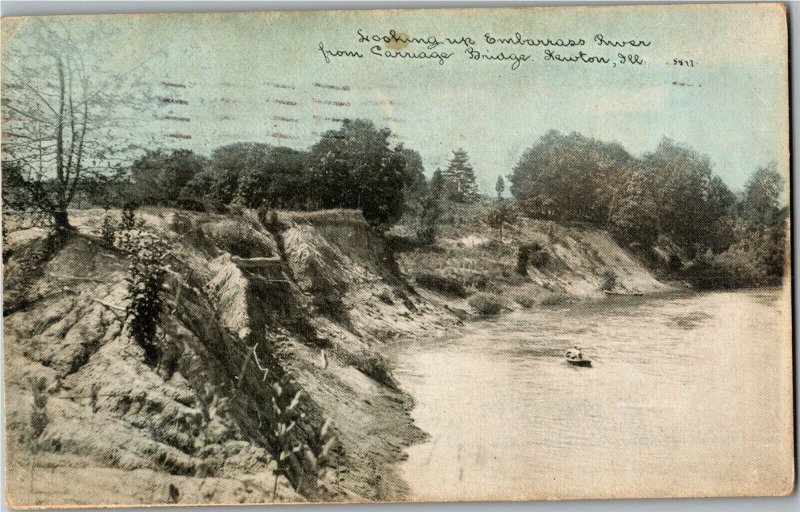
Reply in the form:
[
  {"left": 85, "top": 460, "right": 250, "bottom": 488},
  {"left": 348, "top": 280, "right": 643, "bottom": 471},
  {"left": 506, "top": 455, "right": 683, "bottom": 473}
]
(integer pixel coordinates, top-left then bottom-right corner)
[
  {"left": 429, "top": 168, "right": 445, "bottom": 196},
  {"left": 307, "top": 119, "right": 408, "bottom": 226},
  {"left": 179, "top": 143, "right": 310, "bottom": 210},
  {"left": 640, "top": 138, "right": 714, "bottom": 254},
  {"left": 510, "top": 130, "right": 636, "bottom": 223},
  {"left": 129, "top": 149, "right": 208, "bottom": 205},
  {"left": 740, "top": 162, "right": 784, "bottom": 227},
  {"left": 607, "top": 170, "right": 658, "bottom": 248}
]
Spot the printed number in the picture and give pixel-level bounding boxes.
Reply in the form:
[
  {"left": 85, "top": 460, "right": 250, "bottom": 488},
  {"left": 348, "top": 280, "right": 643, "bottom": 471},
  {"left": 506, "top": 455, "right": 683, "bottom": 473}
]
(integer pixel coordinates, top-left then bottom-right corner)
[
  {"left": 673, "top": 59, "right": 695, "bottom": 67},
  {"left": 618, "top": 53, "right": 644, "bottom": 65}
]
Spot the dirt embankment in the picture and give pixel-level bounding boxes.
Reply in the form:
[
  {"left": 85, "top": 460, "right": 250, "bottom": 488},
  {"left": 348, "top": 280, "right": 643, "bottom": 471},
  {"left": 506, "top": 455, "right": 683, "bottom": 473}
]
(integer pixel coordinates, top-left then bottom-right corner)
[
  {"left": 393, "top": 215, "right": 671, "bottom": 314},
  {"left": 3, "top": 208, "right": 457, "bottom": 507}
]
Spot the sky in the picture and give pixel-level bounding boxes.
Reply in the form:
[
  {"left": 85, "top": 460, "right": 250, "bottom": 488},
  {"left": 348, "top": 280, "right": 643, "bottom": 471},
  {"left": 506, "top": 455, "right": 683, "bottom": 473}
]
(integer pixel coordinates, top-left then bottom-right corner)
[{"left": 1, "top": 4, "right": 790, "bottom": 196}]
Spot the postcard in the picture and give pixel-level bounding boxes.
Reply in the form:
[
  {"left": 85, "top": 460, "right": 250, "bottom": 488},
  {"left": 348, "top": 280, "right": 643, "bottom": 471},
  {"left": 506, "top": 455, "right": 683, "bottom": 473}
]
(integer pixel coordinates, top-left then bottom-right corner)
[{"left": 1, "top": 3, "right": 792, "bottom": 506}]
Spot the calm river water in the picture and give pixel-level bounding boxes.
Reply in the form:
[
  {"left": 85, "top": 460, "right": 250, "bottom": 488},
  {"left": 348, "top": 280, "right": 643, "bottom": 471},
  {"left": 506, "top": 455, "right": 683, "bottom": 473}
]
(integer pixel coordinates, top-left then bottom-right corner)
[{"left": 393, "top": 289, "right": 793, "bottom": 501}]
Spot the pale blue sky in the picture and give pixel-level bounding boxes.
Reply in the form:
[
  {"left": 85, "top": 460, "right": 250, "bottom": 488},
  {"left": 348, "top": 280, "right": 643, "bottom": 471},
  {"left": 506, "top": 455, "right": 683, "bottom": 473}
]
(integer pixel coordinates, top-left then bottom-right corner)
[{"left": 2, "top": 4, "right": 789, "bottom": 196}]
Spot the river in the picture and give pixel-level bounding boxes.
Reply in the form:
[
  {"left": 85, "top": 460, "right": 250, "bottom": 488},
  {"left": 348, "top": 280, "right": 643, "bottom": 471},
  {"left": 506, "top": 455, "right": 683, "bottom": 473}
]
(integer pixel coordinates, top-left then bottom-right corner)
[{"left": 393, "top": 288, "right": 793, "bottom": 501}]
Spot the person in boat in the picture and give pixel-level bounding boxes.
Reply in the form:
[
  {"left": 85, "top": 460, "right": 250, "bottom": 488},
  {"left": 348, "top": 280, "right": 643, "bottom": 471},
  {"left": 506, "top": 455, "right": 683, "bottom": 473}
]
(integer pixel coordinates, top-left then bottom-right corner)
[{"left": 566, "top": 346, "right": 583, "bottom": 360}]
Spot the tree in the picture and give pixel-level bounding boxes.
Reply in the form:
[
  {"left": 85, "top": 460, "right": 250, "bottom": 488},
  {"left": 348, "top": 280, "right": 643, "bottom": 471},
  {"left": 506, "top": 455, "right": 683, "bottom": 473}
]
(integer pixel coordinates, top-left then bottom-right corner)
[
  {"left": 2, "top": 19, "right": 153, "bottom": 229},
  {"left": 607, "top": 170, "right": 659, "bottom": 248},
  {"left": 740, "top": 162, "right": 784, "bottom": 227},
  {"left": 485, "top": 200, "right": 518, "bottom": 242},
  {"left": 307, "top": 119, "right": 408, "bottom": 226},
  {"left": 495, "top": 176, "right": 505, "bottom": 201},
  {"left": 429, "top": 168, "right": 445, "bottom": 196},
  {"left": 129, "top": 149, "right": 208, "bottom": 206},
  {"left": 640, "top": 138, "right": 715, "bottom": 254},
  {"left": 441, "top": 148, "right": 479, "bottom": 203},
  {"left": 509, "top": 130, "right": 636, "bottom": 223}
]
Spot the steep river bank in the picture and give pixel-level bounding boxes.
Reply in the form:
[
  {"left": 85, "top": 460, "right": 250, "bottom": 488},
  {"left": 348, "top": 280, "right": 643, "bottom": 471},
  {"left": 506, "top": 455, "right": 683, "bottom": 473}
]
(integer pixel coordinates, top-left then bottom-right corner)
[{"left": 392, "top": 288, "right": 793, "bottom": 501}]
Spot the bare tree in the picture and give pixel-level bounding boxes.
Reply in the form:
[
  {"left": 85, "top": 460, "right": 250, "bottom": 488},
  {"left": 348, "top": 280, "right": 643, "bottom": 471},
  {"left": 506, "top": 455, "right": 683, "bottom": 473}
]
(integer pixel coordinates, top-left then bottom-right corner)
[{"left": 2, "top": 19, "right": 158, "bottom": 230}]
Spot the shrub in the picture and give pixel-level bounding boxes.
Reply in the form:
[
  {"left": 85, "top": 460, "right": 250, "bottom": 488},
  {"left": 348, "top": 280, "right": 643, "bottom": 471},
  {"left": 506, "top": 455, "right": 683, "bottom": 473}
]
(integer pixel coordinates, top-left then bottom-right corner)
[
  {"left": 120, "top": 202, "right": 139, "bottom": 231},
  {"left": 97, "top": 212, "right": 117, "bottom": 249},
  {"left": 170, "top": 213, "right": 193, "bottom": 235},
  {"left": 513, "top": 293, "right": 535, "bottom": 308},
  {"left": 302, "top": 417, "right": 337, "bottom": 499},
  {"left": 540, "top": 292, "right": 570, "bottom": 306},
  {"left": 415, "top": 274, "right": 466, "bottom": 298},
  {"left": 517, "top": 242, "right": 546, "bottom": 275},
  {"left": 116, "top": 227, "right": 169, "bottom": 366},
  {"left": 468, "top": 292, "right": 505, "bottom": 315},
  {"left": 529, "top": 249, "right": 549, "bottom": 268}
]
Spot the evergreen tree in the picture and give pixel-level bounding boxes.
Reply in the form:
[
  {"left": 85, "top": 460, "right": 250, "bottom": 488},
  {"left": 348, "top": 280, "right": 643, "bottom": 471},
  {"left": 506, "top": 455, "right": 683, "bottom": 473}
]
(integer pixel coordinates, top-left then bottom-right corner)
[
  {"left": 495, "top": 176, "right": 505, "bottom": 201},
  {"left": 429, "top": 168, "right": 445, "bottom": 196},
  {"left": 442, "top": 148, "right": 478, "bottom": 203}
]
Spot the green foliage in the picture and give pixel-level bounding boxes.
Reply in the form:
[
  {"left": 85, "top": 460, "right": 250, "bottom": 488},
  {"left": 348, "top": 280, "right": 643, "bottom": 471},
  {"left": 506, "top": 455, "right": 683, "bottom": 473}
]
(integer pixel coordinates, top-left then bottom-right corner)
[
  {"left": 302, "top": 417, "right": 337, "bottom": 498},
  {"left": 266, "top": 373, "right": 305, "bottom": 498},
  {"left": 510, "top": 130, "right": 636, "bottom": 223},
  {"left": 441, "top": 148, "right": 479, "bottom": 203},
  {"left": 415, "top": 189, "right": 442, "bottom": 244},
  {"left": 120, "top": 202, "right": 140, "bottom": 232},
  {"left": 510, "top": 131, "right": 787, "bottom": 287},
  {"left": 467, "top": 292, "right": 506, "bottom": 315},
  {"left": 129, "top": 149, "right": 208, "bottom": 206},
  {"left": 307, "top": 119, "right": 407, "bottom": 226},
  {"left": 179, "top": 143, "right": 310, "bottom": 211},
  {"left": 740, "top": 162, "right": 784, "bottom": 226},
  {"left": 540, "top": 292, "right": 571, "bottom": 306},
  {"left": 516, "top": 242, "right": 546, "bottom": 275},
  {"left": 484, "top": 200, "right": 518, "bottom": 242},
  {"left": 600, "top": 270, "right": 617, "bottom": 291},
  {"left": 259, "top": 370, "right": 338, "bottom": 499},
  {"left": 495, "top": 175, "right": 505, "bottom": 200},
  {"left": 97, "top": 211, "right": 117, "bottom": 249},
  {"left": 115, "top": 219, "right": 169, "bottom": 366},
  {"left": 415, "top": 274, "right": 467, "bottom": 298}
]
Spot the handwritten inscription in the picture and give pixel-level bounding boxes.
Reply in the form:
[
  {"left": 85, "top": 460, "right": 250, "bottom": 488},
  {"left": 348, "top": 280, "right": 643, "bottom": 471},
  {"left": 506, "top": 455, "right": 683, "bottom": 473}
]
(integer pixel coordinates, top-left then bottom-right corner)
[{"left": 318, "top": 31, "right": 677, "bottom": 72}]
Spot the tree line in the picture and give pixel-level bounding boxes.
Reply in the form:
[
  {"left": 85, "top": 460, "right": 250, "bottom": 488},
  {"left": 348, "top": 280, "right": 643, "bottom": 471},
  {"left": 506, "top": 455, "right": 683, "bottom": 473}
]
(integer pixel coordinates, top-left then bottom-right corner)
[{"left": 508, "top": 130, "right": 788, "bottom": 286}]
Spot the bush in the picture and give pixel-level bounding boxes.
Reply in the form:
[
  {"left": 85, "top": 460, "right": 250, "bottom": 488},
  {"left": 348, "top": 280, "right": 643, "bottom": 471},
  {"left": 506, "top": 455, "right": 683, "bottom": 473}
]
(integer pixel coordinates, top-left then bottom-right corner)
[
  {"left": 97, "top": 212, "right": 117, "bottom": 249},
  {"left": 517, "top": 242, "right": 547, "bottom": 275},
  {"left": 529, "top": 249, "right": 549, "bottom": 268},
  {"left": 513, "top": 293, "right": 535, "bottom": 308},
  {"left": 415, "top": 274, "right": 467, "bottom": 298},
  {"left": 468, "top": 292, "right": 505, "bottom": 315},
  {"left": 116, "top": 227, "right": 169, "bottom": 366},
  {"left": 540, "top": 292, "right": 570, "bottom": 306},
  {"left": 169, "top": 212, "right": 193, "bottom": 235}
]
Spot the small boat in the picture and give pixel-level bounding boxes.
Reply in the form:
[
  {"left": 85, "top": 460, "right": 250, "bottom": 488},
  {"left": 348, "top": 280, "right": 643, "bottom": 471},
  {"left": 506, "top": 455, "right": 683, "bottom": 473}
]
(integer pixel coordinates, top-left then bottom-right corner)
[
  {"left": 565, "top": 347, "right": 592, "bottom": 367},
  {"left": 567, "top": 358, "right": 592, "bottom": 367}
]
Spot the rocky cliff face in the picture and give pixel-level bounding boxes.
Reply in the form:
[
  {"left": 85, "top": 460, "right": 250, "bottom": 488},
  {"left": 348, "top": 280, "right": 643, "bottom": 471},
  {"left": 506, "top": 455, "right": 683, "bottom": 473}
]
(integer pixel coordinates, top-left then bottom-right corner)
[{"left": 3, "top": 208, "right": 456, "bottom": 507}]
